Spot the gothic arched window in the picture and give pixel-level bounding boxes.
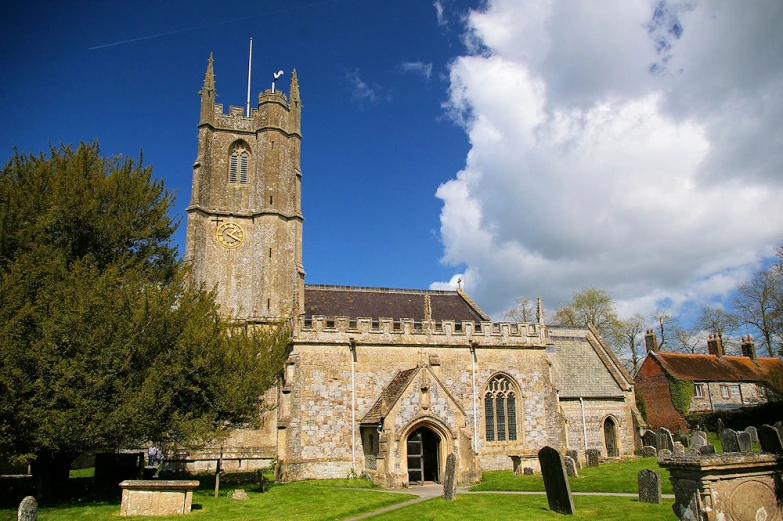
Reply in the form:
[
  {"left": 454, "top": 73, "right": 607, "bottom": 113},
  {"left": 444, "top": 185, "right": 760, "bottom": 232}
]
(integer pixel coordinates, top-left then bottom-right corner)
[
  {"left": 484, "top": 374, "right": 518, "bottom": 442},
  {"left": 228, "top": 148, "right": 249, "bottom": 184}
]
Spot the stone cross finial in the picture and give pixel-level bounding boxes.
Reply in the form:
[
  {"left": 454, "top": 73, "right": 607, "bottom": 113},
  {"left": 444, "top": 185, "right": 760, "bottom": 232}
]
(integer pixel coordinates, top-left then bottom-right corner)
[{"left": 457, "top": 277, "right": 462, "bottom": 289}]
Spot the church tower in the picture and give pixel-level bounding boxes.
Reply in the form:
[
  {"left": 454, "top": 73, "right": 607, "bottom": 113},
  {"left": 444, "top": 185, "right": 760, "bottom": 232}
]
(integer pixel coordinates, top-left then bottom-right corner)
[{"left": 185, "top": 54, "right": 304, "bottom": 321}]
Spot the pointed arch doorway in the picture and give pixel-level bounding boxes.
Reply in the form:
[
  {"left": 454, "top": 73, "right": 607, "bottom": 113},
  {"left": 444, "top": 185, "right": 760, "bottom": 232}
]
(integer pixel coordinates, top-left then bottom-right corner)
[
  {"left": 406, "top": 426, "right": 440, "bottom": 484},
  {"left": 603, "top": 417, "right": 619, "bottom": 458}
]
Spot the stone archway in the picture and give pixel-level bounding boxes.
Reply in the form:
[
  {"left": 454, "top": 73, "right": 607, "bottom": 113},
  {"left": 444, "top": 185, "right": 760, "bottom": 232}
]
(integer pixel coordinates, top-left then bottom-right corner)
[
  {"left": 603, "top": 417, "right": 619, "bottom": 458},
  {"left": 406, "top": 426, "right": 441, "bottom": 484}
]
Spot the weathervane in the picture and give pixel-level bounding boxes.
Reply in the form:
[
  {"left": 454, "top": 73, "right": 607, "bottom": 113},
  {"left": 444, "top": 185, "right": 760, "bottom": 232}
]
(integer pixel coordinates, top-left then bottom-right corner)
[{"left": 272, "top": 70, "right": 284, "bottom": 93}]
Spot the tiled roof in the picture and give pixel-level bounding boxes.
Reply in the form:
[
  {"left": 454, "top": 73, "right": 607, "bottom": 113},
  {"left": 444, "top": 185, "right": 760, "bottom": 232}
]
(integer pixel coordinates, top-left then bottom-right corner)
[
  {"left": 304, "top": 285, "right": 489, "bottom": 322},
  {"left": 360, "top": 368, "right": 419, "bottom": 424},
  {"left": 548, "top": 326, "right": 629, "bottom": 398},
  {"left": 652, "top": 352, "right": 783, "bottom": 389}
]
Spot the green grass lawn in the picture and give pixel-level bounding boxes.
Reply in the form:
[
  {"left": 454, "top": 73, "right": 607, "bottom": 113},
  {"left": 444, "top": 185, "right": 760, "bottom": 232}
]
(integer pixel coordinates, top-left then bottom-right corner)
[
  {"left": 0, "top": 478, "right": 413, "bottom": 521},
  {"left": 369, "top": 494, "right": 677, "bottom": 520},
  {"left": 470, "top": 457, "right": 674, "bottom": 494}
]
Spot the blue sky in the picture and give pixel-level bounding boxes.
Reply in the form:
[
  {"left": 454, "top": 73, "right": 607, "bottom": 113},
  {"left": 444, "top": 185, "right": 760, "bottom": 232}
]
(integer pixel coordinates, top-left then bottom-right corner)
[{"left": 3, "top": 0, "right": 783, "bottom": 323}]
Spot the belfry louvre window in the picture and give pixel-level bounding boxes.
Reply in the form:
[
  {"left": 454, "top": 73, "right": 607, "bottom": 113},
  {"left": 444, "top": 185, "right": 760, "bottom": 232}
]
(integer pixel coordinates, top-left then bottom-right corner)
[
  {"left": 484, "top": 375, "right": 518, "bottom": 442},
  {"left": 228, "top": 150, "right": 249, "bottom": 184}
]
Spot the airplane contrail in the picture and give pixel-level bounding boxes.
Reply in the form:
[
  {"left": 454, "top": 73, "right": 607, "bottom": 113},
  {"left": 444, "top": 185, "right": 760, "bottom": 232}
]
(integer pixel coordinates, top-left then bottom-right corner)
[{"left": 89, "top": 0, "right": 351, "bottom": 50}]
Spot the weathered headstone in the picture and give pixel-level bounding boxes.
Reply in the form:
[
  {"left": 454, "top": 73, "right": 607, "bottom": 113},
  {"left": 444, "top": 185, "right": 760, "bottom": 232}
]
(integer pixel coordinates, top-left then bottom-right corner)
[
  {"left": 637, "top": 469, "right": 662, "bottom": 504},
  {"left": 673, "top": 441, "right": 685, "bottom": 454},
  {"left": 442, "top": 453, "right": 457, "bottom": 500},
  {"left": 658, "top": 449, "right": 672, "bottom": 459},
  {"left": 642, "top": 430, "right": 657, "bottom": 449},
  {"left": 640, "top": 446, "right": 657, "bottom": 457},
  {"left": 685, "top": 448, "right": 700, "bottom": 457},
  {"left": 744, "top": 426, "right": 758, "bottom": 444},
  {"left": 563, "top": 456, "right": 578, "bottom": 477},
  {"left": 656, "top": 428, "right": 674, "bottom": 452},
  {"left": 699, "top": 444, "right": 716, "bottom": 455},
  {"left": 565, "top": 450, "right": 580, "bottom": 469},
  {"left": 720, "top": 429, "right": 741, "bottom": 453},
  {"left": 231, "top": 489, "right": 248, "bottom": 500},
  {"left": 717, "top": 418, "right": 724, "bottom": 434},
  {"left": 18, "top": 496, "right": 37, "bottom": 521},
  {"left": 737, "top": 431, "right": 752, "bottom": 452},
  {"left": 690, "top": 434, "right": 707, "bottom": 450},
  {"left": 538, "top": 446, "right": 575, "bottom": 515},
  {"left": 759, "top": 425, "right": 783, "bottom": 454},
  {"left": 586, "top": 449, "right": 600, "bottom": 468},
  {"left": 695, "top": 430, "right": 707, "bottom": 441},
  {"left": 523, "top": 467, "right": 534, "bottom": 475},
  {"left": 680, "top": 436, "right": 689, "bottom": 448}
]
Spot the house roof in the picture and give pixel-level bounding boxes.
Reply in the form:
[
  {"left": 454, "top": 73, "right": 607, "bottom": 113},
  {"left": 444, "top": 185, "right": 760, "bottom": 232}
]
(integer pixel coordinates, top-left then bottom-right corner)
[
  {"left": 548, "top": 325, "right": 633, "bottom": 398},
  {"left": 650, "top": 351, "right": 783, "bottom": 389},
  {"left": 304, "top": 285, "right": 490, "bottom": 322}
]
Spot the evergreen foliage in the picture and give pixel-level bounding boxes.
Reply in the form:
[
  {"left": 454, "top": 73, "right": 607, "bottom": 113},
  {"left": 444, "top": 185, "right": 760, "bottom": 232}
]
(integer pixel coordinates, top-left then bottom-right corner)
[
  {"left": 0, "top": 142, "right": 290, "bottom": 499},
  {"left": 666, "top": 374, "right": 694, "bottom": 416},
  {"left": 635, "top": 393, "right": 647, "bottom": 422}
]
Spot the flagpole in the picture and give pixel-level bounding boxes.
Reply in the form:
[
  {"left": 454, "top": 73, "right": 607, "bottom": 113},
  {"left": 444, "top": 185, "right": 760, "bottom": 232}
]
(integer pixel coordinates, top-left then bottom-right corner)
[{"left": 245, "top": 37, "right": 253, "bottom": 117}]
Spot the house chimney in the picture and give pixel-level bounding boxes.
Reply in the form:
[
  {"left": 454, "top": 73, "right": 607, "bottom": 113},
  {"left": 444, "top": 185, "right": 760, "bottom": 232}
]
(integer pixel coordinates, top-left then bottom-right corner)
[
  {"left": 707, "top": 334, "right": 724, "bottom": 357},
  {"left": 644, "top": 329, "right": 658, "bottom": 354},
  {"left": 740, "top": 336, "right": 757, "bottom": 360}
]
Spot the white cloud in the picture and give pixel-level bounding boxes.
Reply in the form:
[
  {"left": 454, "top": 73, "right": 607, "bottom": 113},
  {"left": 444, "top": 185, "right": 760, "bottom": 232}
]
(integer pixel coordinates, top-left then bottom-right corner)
[
  {"left": 434, "top": 1, "right": 446, "bottom": 28},
  {"left": 344, "top": 69, "right": 390, "bottom": 105},
  {"left": 434, "top": 0, "right": 783, "bottom": 320},
  {"left": 398, "top": 61, "right": 434, "bottom": 81}
]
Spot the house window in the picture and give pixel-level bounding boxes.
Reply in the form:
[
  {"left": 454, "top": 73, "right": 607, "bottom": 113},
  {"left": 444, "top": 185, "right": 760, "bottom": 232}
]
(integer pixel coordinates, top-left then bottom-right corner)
[
  {"left": 484, "top": 374, "right": 518, "bottom": 442},
  {"left": 228, "top": 148, "right": 249, "bottom": 184},
  {"left": 693, "top": 384, "right": 704, "bottom": 398},
  {"left": 720, "top": 385, "right": 730, "bottom": 399},
  {"left": 759, "top": 386, "right": 767, "bottom": 399},
  {"left": 730, "top": 384, "right": 740, "bottom": 396}
]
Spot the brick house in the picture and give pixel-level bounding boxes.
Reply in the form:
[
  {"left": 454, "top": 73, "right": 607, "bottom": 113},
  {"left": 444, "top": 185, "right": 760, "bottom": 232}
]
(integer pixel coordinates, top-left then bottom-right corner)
[{"left": 634, "top": 332, "right": 783, "bottom": 432}]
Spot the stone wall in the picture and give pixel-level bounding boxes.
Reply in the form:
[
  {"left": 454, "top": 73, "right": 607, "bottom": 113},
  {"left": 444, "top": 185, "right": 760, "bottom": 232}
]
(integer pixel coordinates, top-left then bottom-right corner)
[
  {"left": 689, "top": 381, "right": 768, "bottom": 412},
  {"left": 560, "top": 396, "right": 636, "bottom": 461}
]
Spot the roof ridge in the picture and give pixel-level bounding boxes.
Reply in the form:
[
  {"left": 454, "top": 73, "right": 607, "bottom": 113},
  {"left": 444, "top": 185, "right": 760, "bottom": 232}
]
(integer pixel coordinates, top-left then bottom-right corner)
[{"left": 305, "top": 284, "right": 458, "bottom": 295}]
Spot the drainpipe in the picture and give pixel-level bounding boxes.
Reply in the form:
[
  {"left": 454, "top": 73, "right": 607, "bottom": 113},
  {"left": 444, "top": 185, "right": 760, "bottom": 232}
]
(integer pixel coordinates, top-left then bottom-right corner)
[
  {"left": 738, "top": 377, "right": 744, "bottom": 405},
  {"left": 579, "top": 397, "right": 588, "bottom": 454},
  {"left": 707, "top": 382, "right": 714, "bottom": 412},
  {"left": 470, "top": 341, "right": 478, "bottom": 452},
  {"left": 349, "top": 338, "right": 357, "bottom": 472}
]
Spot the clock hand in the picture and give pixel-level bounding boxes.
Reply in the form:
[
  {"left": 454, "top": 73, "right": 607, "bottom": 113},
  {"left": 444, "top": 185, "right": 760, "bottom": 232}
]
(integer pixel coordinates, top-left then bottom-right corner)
[{"left": 226, "top": 231, "right": 241, "bottom": 241}]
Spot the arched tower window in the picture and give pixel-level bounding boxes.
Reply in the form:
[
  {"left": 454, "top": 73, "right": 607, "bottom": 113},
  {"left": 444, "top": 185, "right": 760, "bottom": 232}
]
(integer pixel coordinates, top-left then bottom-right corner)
[
  {"left": 228, "top": 146, "right": 249, "bottom": 184},
  {"left": 484, "top": 374, "right": 518, "bottom": 442}
]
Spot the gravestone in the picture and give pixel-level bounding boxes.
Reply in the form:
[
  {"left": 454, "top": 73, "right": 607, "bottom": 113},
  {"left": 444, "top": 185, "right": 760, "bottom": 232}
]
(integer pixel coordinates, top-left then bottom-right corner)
[
  {"left": 679, "top": 436, "right": 689, "bottom": 448},
  {"left": 538, "top": 446, "right": 575, "bottom": 515},
  {"left": 231, "top": 489, "right": 248, "bottom": 500},
  {"left": 695, "top": 430, "right": 707, "bottom": 441},
  {"left": 563, "top": 456, "right": 578, "bottom": 477},
  {"left": 759, "top": 425, "right": 783, "bottom": 454},
  {"left": 685, "top": 448, "right": 700, "bottom": 457},
  {"left": 717, "top": 418, "right": 724, "bottom": 434},
  {"left": 586, "top": 449, "right": 600, "bottom": 468},
  {"left": 566, "top": 450, "right": 580, "bottom": 469},
  {"left": 18, "top": 496, "right": 37, "bottom": 521},
  {"left": 637, "top": 469, "right": 662, "bottom": 504},
  {"left": 720, "top": 429, "right": 741, "bottom": 453},
  {"left": 737, "top": 431, "right": 752, "bottom": 452},
  {"left": 442, "top": 453, "right": 457, "bottom": 500},
  {"left": 640, "top": 446, "right": 657, "bottom": 457},
  {"left": 744, "top": 426, "right": 758, "bottom": 444},
  {"left": 691, "top": 434, "right": 707, "bottom": 450},
  {"left": 642, "top": 430, "right": 657, "bottom": 449},
  {"left": 673, "top": 441, "right": 685, "bottom": 454},
  {"left": 523, "top": 467, "right": 534, "bottom": 475},
  {"left": 656, "top": 428, "right": 674, "bottom": 452},
  {"left": 658, "top": 449, "right": 672, "bottom": 459},
  {"left": 699, "top": 444, "right": 716, "bottom": 455}
]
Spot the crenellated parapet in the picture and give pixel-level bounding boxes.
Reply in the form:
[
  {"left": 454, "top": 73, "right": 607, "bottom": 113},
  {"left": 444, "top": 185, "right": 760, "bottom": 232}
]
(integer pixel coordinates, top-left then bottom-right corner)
[{"left": 294, "top": 315, "right": 549, "bottom": 348}]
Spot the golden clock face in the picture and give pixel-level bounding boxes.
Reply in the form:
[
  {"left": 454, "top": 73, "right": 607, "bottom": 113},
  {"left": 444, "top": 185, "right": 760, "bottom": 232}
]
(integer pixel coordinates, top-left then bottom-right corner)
[{"left": 216, "top": 222, "right": 245, "bottom": 248}]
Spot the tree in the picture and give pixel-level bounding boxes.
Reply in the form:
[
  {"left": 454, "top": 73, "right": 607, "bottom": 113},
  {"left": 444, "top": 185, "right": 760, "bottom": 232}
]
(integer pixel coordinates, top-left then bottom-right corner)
[
  {"left": 503, "top": 296, "right": 535, "bottom": 323},
  {"left": 695, "top": 306, "right": 740, "bottom": 354},
  {"left": 733, "top": 267, "right": 782, "bottom": 357},
  {"left": 671, "top": 323, "right": 707, "bottom": 354},
  {"left": 649, "top": 310, "right": 672, "bottom": 351},
  {"left": 0, "top": 142, "right": 289, "bottom": 500},
  {"left": 552, "top": 287, "right": 621, "bottom": 339},
  {"left": 618, "top": 313, "right": 646, "bottom": 374}
]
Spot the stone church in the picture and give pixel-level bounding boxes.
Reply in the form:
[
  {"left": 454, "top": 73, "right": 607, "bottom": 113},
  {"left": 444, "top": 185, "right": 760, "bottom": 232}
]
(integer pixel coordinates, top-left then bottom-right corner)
[{"left": 178, "top": 55, "right": 641, "bottom": 486}]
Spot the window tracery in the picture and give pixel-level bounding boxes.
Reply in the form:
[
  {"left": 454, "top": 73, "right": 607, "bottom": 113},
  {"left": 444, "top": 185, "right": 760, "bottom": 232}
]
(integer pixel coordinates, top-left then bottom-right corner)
[{"left": 484, "top": 374, "right": 518, "bottom": 442}]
